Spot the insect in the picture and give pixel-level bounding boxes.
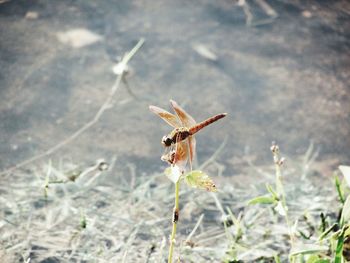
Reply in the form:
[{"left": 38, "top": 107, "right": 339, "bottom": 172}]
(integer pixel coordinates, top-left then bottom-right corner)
[{"left": 149, "top": 100, "right": 227, "bottom": 169}]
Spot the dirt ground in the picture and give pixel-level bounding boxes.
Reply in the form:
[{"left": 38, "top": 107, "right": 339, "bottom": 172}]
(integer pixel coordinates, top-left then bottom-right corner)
[
  {"left": 0, "top": 0, "right": 349, "bottom": 261},
  {"left": 0, "top": 0, "right": 349, "bottom": 175},
  {"left": 0, "top": 1, "right": 350, "bottom": 178}
]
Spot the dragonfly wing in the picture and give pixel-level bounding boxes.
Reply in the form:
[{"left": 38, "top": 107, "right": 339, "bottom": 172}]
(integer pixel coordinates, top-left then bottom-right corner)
[
  {"left": 170, "top": 100, "right": 196, "bottom": 128},
  {"left": 174, "top": 139, "right": 189, "bottom": 170},
  {"left": 188, "top": 136, "right": 196, "bottom": 164},
  {"left": 149, "top": 105, "right": 181, "bottom": 127}
]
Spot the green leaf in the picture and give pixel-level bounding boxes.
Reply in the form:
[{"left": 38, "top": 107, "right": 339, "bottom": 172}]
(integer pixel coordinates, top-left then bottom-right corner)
[
  {"left": 339, "top": 165, "right": 350, "bottom": 188},
  {"left": 266, "top": 183, "right": 279, "bottom": 200},
  {"left": 290, "top": 244, "right": 329, "bottom": 256},
  {"left": 184, "top": 170, "right": 217, "bottom": 192},
  {"left": 306, "top": 254, "right": 330, "bottom": 263},
  {"left": 248, "top": 195, "right": 275, "bottom": 205},
  {"left": 344, "top": 225, "right": 350, "bottom": 237},
  {"left": 334, "top": 232, "right": 344, "bottom": 263},
  {"left": 341, "top": 195, "right": 350, "bottom": 226},
  {"left": 274, "top": 254, "right": 281, "bottom": 263},
  {"left": 335, "top": 175, "right": 345, "bottom": 204},
  {"left": 318, "top": 223, "right": 338, "bottom": 241}
]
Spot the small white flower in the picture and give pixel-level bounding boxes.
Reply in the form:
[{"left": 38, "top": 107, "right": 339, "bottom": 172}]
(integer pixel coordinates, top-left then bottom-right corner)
[
  {"left": 275, "top": 201, "right": 287, "bottom": 216},
  {"left": 112, "top": 62, "right": 129, "bottom": 75}
]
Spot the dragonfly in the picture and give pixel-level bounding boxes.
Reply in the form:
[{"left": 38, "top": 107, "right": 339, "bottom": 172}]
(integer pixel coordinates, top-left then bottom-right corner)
[{"left": 149, "top": 100, "right": 227, "bottom": 170}]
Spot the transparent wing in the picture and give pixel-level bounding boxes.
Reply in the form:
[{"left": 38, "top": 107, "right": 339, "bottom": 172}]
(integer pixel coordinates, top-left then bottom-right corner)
[
  {"left": 170, "top": 100, "right": 196, "bottom": 128},
  {"left": 174, "top": 139, "right": 189, "bottom": 170},
  {"left": 149, "top": 105, "right": 181, "bottom": 127},
  {"left": 188, "top": 136, "right": 196, "bottom": 166}
]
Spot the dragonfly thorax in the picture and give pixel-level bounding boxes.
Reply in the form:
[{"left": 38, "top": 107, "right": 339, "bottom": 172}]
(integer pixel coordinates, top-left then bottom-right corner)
[{"left": 162, "top": 127, "right": 191, "bottom": 147}]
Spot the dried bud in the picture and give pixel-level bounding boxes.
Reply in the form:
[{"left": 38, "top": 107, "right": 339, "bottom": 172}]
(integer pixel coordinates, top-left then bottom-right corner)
[
  {"left": 270, "top": 142, "right": 279, "bottom": 154},
  {"left": 173, "top": 208, "right": 179, "bottom": 223},
  {"left": 278, "top": 157, "right": 286, "bottom": 166},
  {"left": 185, "top": 240, "right": 196, "bottom": 248},
  {"left": 97, "top": 160, "right": 109, "bottom": 171}
]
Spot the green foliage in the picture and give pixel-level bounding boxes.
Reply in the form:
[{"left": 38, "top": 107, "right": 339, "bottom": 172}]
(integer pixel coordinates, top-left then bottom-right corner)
[
  {"left": 248, "top": 195, "right": 276, "bottom": 205},
  {"left": 339, "top": 166, "right": 350, "bottom": 188},
  {"left": 242, "top": 146, "right": 350, "bottom": 262},
  {"left": 289, "top": 245, "right": 329, "bottom": 257},
  {"left": 305, "top": 255, "right": 330, "bottom": 263},
  {"left": 334, "top": 233, "right": 344, "bottom": 263},
  {"left": 341, "top": 195, "right": 350, "bottom": 225},
  {"left": 184, "top": 170, "right": 217, "bottom": 192},
  {"left": 335, "top": 175, "right": 345, "bottom": 204},
  {"left": 248, "top": 184, "right": 280, "bottom": 205}
]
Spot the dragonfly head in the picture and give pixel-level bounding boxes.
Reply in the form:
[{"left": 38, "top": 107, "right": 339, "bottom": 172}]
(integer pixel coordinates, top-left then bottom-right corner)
[{"left": 162, "top": 135, "right": 172, "bottom": 147}]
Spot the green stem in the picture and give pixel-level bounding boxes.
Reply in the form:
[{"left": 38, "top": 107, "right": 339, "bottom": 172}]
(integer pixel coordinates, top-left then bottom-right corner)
[
  {"left": 275, "top": 162, "right": 286, "bottom": 207},
  {"left": 335, "top": 232, "right": 344, "bottom": 263},
  {"left": 274, "top": 154, "right": 295, "bottom": 256},
  {"left": 168, "top": 180, "right": 180, "bottom": 263}
]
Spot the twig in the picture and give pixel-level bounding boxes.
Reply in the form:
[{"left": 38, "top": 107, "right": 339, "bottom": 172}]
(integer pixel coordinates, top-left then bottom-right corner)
[
  {"left": 199, "top": 136, "right": 227, "bottom": 171},
  {"left": 197, "top": 232, "right": 226, "bottom": 245},
  {"left": 0, "top": 39, "right": 145, "bottom": 176},
  {"left": 121, "top": 224, "right": 141, "bottom": 263},
  {"left": 256, "top": 0, "right": 278, "bottom": 18},
  {"left": 122, "top": 75, "right": 139, "bottom": 100},
  {"left": 301, "top": 141, "right": 319, "bottom": 180},
  {"left": 185, "top": 214, "right": 204, "bottom": 244},
  {"left": 157, "top": 236, "right": 167, "bottom": 263},
  {"left": 238, "top": 0, "right": 253, "bottom": 26},
  {"left": 211, "top": 192, "right": 226, "bottom": 216}
]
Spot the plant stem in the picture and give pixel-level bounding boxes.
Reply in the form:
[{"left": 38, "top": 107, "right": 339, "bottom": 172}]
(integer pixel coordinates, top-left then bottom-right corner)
[
  {"left": 168, "top": 180, "right": 180, "bottom": 263},
  {"left": 276, "top": 162, "right": 295, "bottom": 260},
  {"left": 275, "top": 161, "right": 286, "bottom": 207},
  {"left": 272, "top": 145, "right": 295, "bottom": 257}
]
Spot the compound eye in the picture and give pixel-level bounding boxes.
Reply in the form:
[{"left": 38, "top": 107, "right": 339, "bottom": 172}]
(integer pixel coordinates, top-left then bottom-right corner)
[
  {"left": 162, "top": 136, "right": 172, "bottom": 147},
  {"left": 166, "top": 138, "right": 172, "bottom": 146}
]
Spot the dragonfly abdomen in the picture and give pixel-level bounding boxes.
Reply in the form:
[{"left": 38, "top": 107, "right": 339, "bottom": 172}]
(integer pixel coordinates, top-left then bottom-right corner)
[{"left": 189, "top": 113, "right": 227, "bottom": 135}]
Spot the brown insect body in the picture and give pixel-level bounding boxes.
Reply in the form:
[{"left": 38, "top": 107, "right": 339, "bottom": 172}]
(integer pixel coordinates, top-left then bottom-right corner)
[
  {"left": 189, "top": 113, "right": 227, "bottom": 134},
  {"left": 161, "top": 150, "right": 176, "bottom": 164},
  {"left": 162, "top": 127, "right": 191, "bottom": 147},
  {"left": 162, "top": 113, "right": 227, "bottom": 147},
  {"left": 150, "top": 100, "right": 227, "bottom": 170}
]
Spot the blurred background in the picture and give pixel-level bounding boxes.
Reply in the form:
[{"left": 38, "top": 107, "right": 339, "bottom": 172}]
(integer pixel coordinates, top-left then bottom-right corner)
[
  {"left": 0, "top": 0, "right": 349, "bottom": 175},
  {"left": 0, "top": 0, "right": 349, "bottom": 261},
  {"left": 0, "top": 0, "right": 349, "bottom": 176}
]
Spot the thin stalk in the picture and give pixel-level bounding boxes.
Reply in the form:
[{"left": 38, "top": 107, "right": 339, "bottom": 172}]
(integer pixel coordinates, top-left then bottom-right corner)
[
  {"left": 275, "top": 160, "right": 286, "bottom": 207},
  {"left": 275, "top": 161, "right": 295, "bottom": 261},
  {"left": 335, "top": 232, "right": 344, "bottom": 263},
  {"left": 168, "top": 180, "right": 180, "bottom": 263},
  {"left": 271, "top": 144, "right": 295, "bottom": 259}
]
